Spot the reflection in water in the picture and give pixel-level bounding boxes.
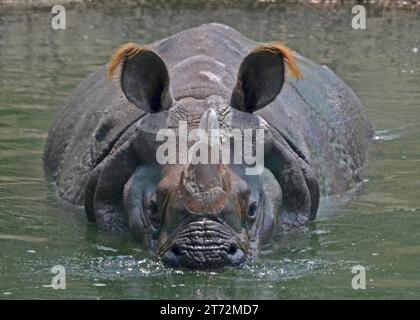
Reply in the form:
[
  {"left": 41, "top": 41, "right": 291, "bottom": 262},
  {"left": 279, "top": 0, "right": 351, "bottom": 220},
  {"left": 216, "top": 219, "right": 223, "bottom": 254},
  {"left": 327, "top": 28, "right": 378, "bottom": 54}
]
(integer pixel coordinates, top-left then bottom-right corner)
[{"left": 0, "top": 1, "right": 420, "bottom": 298}]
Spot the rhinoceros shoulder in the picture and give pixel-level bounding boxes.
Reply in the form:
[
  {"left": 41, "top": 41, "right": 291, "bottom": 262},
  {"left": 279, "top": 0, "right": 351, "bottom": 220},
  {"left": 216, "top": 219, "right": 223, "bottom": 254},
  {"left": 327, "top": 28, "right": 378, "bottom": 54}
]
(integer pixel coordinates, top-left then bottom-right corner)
[
  {"left": 258, "top": 54, "right": 373, "bottom": 195},
  {"left": 43, "top": 67, "right": 144, "bottom": 204}
]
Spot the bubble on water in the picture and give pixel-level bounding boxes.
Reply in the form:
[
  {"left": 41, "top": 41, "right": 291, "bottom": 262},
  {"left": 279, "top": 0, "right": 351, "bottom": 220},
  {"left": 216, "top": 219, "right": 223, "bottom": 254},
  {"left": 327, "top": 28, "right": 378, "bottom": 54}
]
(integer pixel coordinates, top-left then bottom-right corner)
[
  {"left": 32, "top": 245, "right": 359, "bottom": 289},
  {"left": 3, "top": 292, "right": 12, "bottom": 295},
  {"left": 242, "top": 256, "right": 338, "bottom": 281},
  {"left": 412, "top": 47, "right": 418, "bottom": 53},
  {"left": 26, "top": 250, "right": 36, "bottom": 254}
]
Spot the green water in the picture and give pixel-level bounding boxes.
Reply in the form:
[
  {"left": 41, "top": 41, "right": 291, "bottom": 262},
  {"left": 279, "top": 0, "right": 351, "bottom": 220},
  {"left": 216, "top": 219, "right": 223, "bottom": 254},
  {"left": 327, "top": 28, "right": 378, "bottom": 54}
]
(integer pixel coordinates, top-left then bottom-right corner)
[{"left": 0, "top": 1, "right": 420, "bottom": 299}]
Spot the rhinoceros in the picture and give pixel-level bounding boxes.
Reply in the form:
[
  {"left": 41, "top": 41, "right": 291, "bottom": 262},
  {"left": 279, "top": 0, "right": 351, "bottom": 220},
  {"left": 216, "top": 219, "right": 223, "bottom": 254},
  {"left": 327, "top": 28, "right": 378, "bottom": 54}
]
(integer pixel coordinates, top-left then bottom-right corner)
[{"left": 43, "top": 23, "right": 373, "bottom": 268}]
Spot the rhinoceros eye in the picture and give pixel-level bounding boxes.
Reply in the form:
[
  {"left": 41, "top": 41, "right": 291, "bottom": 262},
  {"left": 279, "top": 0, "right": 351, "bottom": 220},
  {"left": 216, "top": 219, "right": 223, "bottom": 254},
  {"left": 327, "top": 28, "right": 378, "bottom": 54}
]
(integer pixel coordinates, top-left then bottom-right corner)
[
  {"left": 247, "top": 201, "right": 258, "bottom": 222},
  {"left": 143, "top": 190, "right": 161, "bottom": 234},
  {"left": 149, "top": 200, "right": 160, "bottom": 229}
]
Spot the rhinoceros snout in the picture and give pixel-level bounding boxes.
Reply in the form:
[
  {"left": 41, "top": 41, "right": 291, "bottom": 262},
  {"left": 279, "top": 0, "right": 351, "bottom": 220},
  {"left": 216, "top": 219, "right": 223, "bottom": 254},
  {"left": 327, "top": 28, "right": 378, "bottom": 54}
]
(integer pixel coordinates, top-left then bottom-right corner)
[
  {"left": 161, "top": 242, "right": 246, "bottom": 269},
  {"left": 160, "top": 219, "right": 246, "bottom": 269}
]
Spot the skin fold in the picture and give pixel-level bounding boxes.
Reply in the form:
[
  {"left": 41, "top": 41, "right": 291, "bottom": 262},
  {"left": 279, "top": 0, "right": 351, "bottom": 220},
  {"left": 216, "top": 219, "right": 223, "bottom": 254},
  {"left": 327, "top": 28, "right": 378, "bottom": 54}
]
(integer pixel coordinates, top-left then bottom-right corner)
[{"left": 44, "top": 23, "right": 373, "bottom": 269}]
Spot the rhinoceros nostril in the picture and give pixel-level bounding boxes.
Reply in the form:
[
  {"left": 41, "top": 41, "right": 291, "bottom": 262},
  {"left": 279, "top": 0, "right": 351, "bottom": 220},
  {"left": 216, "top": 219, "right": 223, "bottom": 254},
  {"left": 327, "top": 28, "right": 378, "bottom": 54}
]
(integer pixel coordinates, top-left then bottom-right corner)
[
  {"left": 171, "top": 245, "right": 182, "bottom": 257},
  {"left": 225, "top": 243, "right": 246, "bottom": 267},
  {"left": 227, "top": 243, "right": 238, "bottom": 256},
  {"left": 161, "top": 245, "right": 183, "bottom": 267}
]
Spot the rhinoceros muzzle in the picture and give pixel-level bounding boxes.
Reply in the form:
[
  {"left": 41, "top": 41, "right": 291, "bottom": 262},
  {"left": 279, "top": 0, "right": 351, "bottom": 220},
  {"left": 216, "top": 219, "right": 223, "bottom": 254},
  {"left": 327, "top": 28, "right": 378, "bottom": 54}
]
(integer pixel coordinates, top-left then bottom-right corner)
[
  {"left": 160, "top": 219, "right": 246, "bottom": 268},
  {"left": 160, "top": 158, "right": 247, "bottom": 268}
]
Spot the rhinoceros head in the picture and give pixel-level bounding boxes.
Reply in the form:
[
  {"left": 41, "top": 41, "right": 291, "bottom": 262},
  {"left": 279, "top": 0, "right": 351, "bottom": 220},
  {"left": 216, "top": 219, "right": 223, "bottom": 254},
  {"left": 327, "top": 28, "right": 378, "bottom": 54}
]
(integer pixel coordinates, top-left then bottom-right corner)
[{"left": 98, "top": 42, "right": 314, "bottom": 268}]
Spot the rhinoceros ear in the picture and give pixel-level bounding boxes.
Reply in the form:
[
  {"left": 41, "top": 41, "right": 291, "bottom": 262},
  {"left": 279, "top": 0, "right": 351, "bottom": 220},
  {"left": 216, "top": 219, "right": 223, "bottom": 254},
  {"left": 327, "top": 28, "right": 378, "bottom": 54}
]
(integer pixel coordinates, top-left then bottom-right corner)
[
  {"left": 230, "top": 42, "right": 303, "bottom": 113},
  {"left": 108, "top": 43, "right": 172, "bottom": 113}
]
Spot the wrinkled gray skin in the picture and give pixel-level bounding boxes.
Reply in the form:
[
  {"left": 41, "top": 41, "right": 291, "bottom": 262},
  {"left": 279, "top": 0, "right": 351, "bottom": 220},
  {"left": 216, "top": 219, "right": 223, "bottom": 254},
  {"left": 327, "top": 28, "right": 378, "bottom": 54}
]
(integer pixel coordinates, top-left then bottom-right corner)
[{"left": 44, "top": 23, "right": 373, "bottom": 269}]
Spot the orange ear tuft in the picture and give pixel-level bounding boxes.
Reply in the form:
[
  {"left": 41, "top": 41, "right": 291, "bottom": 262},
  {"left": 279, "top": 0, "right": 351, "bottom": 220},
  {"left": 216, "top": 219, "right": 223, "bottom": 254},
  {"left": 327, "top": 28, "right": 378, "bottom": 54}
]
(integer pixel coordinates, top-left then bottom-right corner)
[
  {"left": 108, "top": 43, "right": 143, "bottom": 80},
  {"left": 255, "top": 42, "right": 303, "bottom": 79}
]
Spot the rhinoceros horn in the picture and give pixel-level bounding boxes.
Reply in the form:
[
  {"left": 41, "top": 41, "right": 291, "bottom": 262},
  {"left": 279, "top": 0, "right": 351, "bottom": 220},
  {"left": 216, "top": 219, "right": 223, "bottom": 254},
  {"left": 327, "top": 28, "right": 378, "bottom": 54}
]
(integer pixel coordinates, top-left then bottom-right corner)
[{"left": 179, "top": 109, "right": 230, "bottom": 214}]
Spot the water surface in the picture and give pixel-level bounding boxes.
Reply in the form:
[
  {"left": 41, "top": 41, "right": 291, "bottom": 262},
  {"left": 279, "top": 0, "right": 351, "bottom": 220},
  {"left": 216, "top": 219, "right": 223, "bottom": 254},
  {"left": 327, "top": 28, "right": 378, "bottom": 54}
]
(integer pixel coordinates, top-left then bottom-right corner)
[{"left": 0, "top": 1, "right": 420, "bottom": 299}]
